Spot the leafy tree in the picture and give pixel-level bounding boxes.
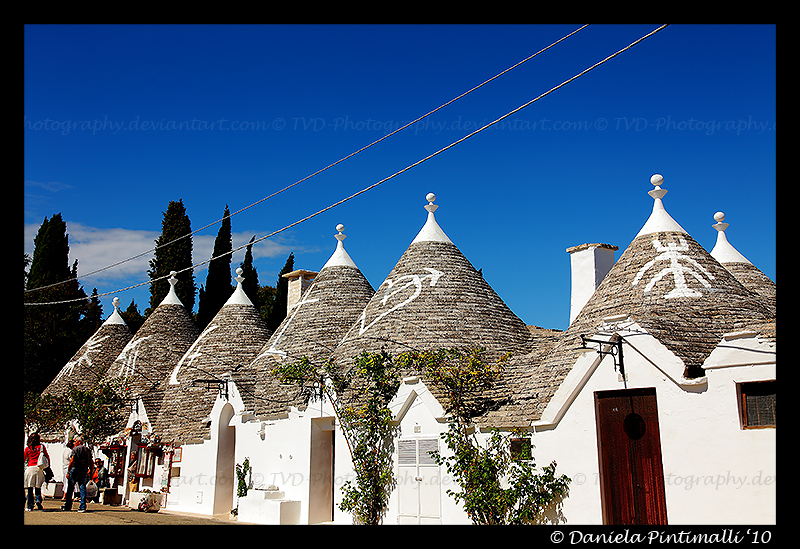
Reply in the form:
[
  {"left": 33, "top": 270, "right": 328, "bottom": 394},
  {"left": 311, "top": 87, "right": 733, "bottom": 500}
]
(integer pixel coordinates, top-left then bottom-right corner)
[
  {"left": 272, "top": 351, "right": 401, "bottom": 524},
  {"left": 120, "top": 299, "right": 145, "bottom": 334},
  {"left": 24, "top": 381, "right": 127, "bottom": 445},
  {"left": 24, "top": 213, "right": 89, "bottom": 395},
  {"left": 147, "top": 200, "right": 196, "bottom": 315},
  {"left": 398, "top": 347, "right": 571, "bottom": 524},
  {"left": 197, "top": 205, "right": 233, "bottom": 329},
  {"left": 239, "top": 236, "right": 261, "bottom": 310},
  {"left": 266, "top": 252, "right": 294, "bottom": 332}
]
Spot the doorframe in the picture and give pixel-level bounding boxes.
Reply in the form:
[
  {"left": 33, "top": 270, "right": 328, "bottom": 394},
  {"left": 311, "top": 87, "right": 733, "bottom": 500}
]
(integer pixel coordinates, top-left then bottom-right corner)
[{"left": 594, "top": 387, "right": 668, "bottom": 525}]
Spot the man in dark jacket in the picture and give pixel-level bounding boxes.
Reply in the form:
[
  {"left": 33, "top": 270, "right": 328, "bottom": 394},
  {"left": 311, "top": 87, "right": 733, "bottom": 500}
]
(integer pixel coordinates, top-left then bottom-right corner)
[{"left": 61, "top": 436, "right": 95, "bottom": 512}]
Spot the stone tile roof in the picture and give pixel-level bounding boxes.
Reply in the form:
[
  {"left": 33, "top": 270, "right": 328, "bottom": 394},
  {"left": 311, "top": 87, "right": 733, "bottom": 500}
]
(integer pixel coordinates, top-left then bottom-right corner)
[
  {"left": 248, "top": 229, "right": 375, "bottom": 420},
  {"left": 479, "top": 176, "right": 776, "bottom": 429},
  {"left": 100, "top": 274, "right": 200, "bottom": 430},
  {"left": 154, "top": 272, "right": 272, "bottom": 445},
  {"left": 43, "top": 298, "right": 132, "bottom": 398}
]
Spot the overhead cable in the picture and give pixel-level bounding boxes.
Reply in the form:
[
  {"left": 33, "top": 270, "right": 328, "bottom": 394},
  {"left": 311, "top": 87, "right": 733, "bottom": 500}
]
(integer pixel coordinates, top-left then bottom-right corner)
[
  {"left": 26, "top": 24, "right": 668, "bottom": 307},
  {"left": 24, "top": 24, "right": 590, "bottom": 297}
]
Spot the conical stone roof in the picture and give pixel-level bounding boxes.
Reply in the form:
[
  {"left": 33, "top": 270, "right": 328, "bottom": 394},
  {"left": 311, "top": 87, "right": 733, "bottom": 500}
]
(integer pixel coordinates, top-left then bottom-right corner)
[
  {"left": 43, "top": 297, "right": 133, "bottom": 398},
  {"left": 501, "top": 175, "right": 775, "bottom": 427},
  {"left": 154, "top": 269, "right": 272, "bottom": 445},
  {"left": 101, "top": 272, "right": 200, "bottom": 426},
  {"left": 710, "top": 211, "right": 776, "bottom": 313},
  {"left": 248, "top": 225, "right": 375, "bottom": 419},
  {"left": 332, "top": 193, "right": 535, "bottom": 366}
]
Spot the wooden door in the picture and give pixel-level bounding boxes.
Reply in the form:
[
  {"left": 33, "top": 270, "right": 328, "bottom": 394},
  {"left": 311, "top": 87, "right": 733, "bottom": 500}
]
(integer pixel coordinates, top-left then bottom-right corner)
[{"left": 595, "top": 388, "right": 668, "bottom": 525}]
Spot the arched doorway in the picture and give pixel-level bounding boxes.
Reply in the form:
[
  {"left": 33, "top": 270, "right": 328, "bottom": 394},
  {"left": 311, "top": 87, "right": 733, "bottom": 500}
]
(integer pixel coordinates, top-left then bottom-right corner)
[{"left": 213, "top": 403, "right": 236, "bottom": 515}]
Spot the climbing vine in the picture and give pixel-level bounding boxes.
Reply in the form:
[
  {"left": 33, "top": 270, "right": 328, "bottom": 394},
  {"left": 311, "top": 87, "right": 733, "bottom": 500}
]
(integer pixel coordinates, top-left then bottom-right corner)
[
  {"left": 399, "top": 347, "right": 571, "bottom": 524},
  {"left": 272, "top": 350, "right": 401, "bottom": 525}
]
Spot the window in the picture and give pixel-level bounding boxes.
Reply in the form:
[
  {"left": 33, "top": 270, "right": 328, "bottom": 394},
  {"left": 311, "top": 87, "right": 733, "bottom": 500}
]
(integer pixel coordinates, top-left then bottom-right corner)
[
  {"left": 102, "top": 445, "right": 127, "bottom": 477},
  {"left": 740, "top": 380, "right": 776, "bottom": 429},
  {"left": 135, "top": 447, "right": 160, "bottom": 478},
  {"left": 510, "top": 438, "right": 532, "bottom": 461}
]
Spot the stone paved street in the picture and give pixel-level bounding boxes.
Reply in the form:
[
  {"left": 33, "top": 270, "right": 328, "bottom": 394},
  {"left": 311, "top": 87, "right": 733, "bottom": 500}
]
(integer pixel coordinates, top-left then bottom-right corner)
[{"left": 23, "top": 496, "right": 252, "bottom": 526}]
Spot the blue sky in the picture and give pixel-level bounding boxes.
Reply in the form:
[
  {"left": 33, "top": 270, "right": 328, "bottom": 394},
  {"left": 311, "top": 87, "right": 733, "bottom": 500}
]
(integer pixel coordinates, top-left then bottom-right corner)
[{"left": 24, "top": 24, "right": 776, "bottom": 331}]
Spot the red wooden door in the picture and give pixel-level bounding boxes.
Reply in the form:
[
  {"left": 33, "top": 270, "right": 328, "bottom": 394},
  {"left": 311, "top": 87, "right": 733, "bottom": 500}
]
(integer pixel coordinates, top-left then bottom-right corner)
[{"left": 595, "top": 388, "right": 668, "bottom": 525}]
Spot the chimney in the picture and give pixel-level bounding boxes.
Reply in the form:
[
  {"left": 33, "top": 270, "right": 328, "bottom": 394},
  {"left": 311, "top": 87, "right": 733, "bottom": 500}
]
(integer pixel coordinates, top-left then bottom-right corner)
[
  {"left": 282, "top": 269, "right": 318, "bottom": 314},
  {"left": 566, "top": 243, "right": 618, "bottom": 325}
]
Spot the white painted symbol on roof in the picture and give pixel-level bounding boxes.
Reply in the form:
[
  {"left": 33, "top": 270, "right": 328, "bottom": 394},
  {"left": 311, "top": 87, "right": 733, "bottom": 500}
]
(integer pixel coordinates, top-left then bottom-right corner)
[
  {"left": 113, "top": 335, "right": 151, "bottom": 380},
  {"left": 632, "top": 238, "right": 715, "bottom": 298},
  {"left": 257, "top": 284, "right": 320, "bottom": 360},
  {"left": 54, "top": 334, "right": 110, "bottom": 383},
  {"left": 169, "top": 324, "right": 220, "bottom": 385},
  {"left": 356, "top": 268, "right": 443, "bottom": 336}
]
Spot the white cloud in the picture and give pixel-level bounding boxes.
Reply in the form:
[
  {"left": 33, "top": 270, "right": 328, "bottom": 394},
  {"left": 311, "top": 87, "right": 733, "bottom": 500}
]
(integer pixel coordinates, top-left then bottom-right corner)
[{"left": 24, "top": 221, "right": 297, "bottom": 290}]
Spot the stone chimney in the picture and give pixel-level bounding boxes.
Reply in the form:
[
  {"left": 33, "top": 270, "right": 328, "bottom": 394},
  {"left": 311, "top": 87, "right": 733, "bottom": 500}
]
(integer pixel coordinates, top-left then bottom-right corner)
[
  {"left": 282, "top": 269, "right": 318, "bottom": 314},
  {"left": 566, "top": 243, "right": 618, "bottom": 325}
]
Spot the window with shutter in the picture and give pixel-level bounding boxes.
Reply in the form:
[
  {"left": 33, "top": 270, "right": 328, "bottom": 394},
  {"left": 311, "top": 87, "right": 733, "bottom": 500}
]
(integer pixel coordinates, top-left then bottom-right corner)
[{"left": 739, "top": 380, "right": 776, "bottom": 429}]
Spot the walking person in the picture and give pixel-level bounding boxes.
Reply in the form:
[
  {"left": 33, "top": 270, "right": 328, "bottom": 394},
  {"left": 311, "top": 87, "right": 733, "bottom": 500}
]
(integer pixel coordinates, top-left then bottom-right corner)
[
  {"left": 23, "top": 432, "right": 51, "bottom": 511},
  {"left": 61, "top": 436, "right": 95, "bottom": 513}
]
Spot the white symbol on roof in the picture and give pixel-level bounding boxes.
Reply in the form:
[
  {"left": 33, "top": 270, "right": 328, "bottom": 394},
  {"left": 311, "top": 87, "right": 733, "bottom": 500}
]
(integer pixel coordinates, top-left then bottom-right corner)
[
  {"left": 257, "top": 285, "right": 320, "bottom": 359},
  {"left": 357, "top": 268, "right": 443, "bottom": 336},
  {"left": 113, "top": 335, "right": 151, "bottom": 380},
  {"left": 169, "top": 324, "right": 220, "bottom": 385},
  {"left": 632, "top": 238, "right": 715, "bottom": 298}
]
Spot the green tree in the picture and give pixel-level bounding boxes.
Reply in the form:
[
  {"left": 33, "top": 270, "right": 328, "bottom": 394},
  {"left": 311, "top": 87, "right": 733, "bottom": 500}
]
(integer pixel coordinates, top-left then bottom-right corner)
[
  {"left": 147, "top": 200, "right": 196, "bottom": 315},
  {"left": 272, "top": 351, "right": 401, "bottom": 524},
  {"left": 120, "top": 299, "right": 145, "bottom": 334},
  {"left": 398, "top": 347, "right": 571, "bottom": 524},
  {"left": 239, "top": 236, "right": 261, "bottom": 310},
  {"left": 24, "top": 213, "right": 89, "bottom": 395},
  {"left": 266, "top": 252, "right": 294, "bottom": 332},
  {"left": 197, "top": 205, "right": 233, "bottom": 329}
]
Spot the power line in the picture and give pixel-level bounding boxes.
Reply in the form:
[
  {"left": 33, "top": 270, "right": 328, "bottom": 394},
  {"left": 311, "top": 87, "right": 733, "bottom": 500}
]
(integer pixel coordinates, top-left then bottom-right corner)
[
  {"left": 24, "top": 24, "right": 590, "bottom": 298},
  {"left": 25, "top": 24, "right": 668, "bottom": 307}
]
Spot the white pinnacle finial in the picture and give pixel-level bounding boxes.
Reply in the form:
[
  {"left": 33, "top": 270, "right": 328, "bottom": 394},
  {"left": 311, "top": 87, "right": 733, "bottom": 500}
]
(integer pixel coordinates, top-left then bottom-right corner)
[
  {"left": 424, "top": 193, "right": 438, "bottom": 214},
  {"left": 104, "top": 296, "right": 127, "bottom": 325},
  {"left": 412, "top": 191, "right": 452, "bottom": 244},
  {"left": 710, "top": 211, "right": 750, "bottom": 264},
  {"left": 159, "top": 270, "right": 183, "bottom": 305},
  {"left": 322, "top": 223, "right": 357, "bottom": 268},
  {"left": 225, "top": 266, "right": 253, "bottom": 305},
  {"left": 636, "top": 173, "right": 687, "bottom": 236}
]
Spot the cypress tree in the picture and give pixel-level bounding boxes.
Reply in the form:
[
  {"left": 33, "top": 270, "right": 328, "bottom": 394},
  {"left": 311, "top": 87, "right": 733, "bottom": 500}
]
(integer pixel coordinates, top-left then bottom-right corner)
[
  {"left": 239, "top": 235, "right": 261, "bottom": 309},
  {"left": 196, "top": 205, "right": 233, "bottom": 329},
  {"left": 121, "top": 299, "right": 145, "bottom": 335},
  {"left": 147, "top": 200, "right": 196, "bottom": 315},
  {"left": 266, "top": 252, "right": 294, "bottom": 332},
  {"left": 24, "top": 213, "right": 88, "bottom": 394}
]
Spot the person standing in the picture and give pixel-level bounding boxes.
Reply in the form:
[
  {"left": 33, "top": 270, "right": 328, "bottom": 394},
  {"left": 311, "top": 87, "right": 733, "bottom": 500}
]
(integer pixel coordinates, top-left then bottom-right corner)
[
  {"left": 61, "top": 440, "right": 75, "bottom": 502},
  {"left": 23, "top": 433, "right": 50, "bottom": 511},
  {"left": 91, "top": 458, "right": 110, "bottom": 503},
  {"left": 61, "top": 436, "right": 95, "bottom": 512}
]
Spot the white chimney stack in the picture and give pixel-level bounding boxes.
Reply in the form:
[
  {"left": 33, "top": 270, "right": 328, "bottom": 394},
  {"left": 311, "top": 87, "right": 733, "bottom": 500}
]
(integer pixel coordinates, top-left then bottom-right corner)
[
  {"left": 566, "top": 243, "right": 618, "bottom": 325},
  {"left": 282, "top": 269, "right": 318, "bottom": 314}
]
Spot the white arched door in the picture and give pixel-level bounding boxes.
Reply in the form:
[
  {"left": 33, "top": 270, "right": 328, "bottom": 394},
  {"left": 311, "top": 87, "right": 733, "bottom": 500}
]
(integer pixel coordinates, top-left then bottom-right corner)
[{"left": 213, "top": 403, "right": 236, "bottom": 515}]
